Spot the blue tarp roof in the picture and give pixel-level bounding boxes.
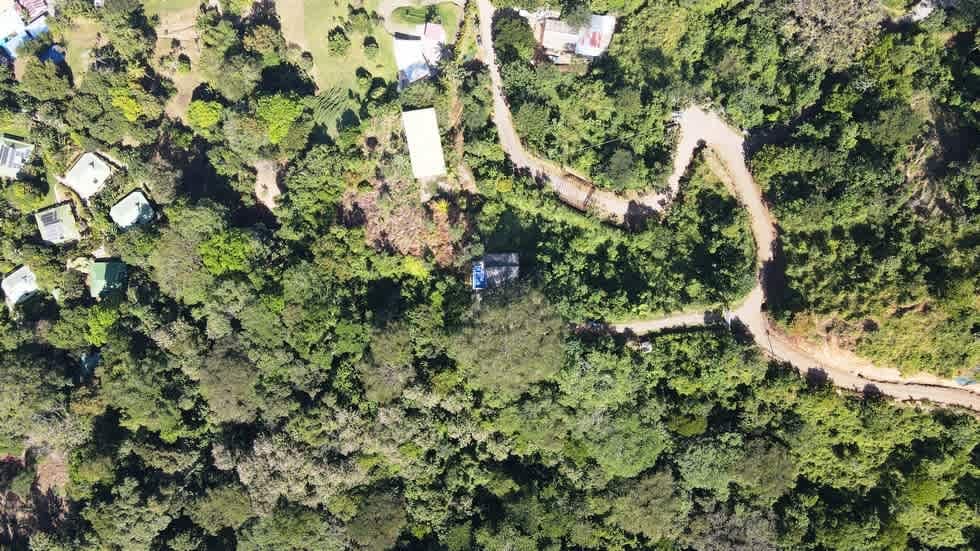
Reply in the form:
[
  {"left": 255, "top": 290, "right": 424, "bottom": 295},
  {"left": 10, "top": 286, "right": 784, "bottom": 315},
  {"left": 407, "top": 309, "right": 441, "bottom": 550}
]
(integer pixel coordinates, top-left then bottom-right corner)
[{"left": 471, "top": 262, "right": 486, "bottom": 290}]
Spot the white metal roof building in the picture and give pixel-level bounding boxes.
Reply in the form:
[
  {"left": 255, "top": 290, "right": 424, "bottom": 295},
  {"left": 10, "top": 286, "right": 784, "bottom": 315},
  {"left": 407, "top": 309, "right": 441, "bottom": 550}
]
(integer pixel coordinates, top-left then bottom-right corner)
[
  {"left": 0, "top": 136, "right": 34, "bottom": 179},
  {"left": 401, "top": 108, "right": 447, "bottom": 180},
  {"left": 109, "top": 189, "right": 154, "bottom": 229},
  {"left": 2, "top": 265, "right": 38, "bottom": 308},
  {"left": 62, "top": 152, "right": 112, "bottom": 201},
  {"left": 393, "top": 37, "right": 431, "bottom": 88}
]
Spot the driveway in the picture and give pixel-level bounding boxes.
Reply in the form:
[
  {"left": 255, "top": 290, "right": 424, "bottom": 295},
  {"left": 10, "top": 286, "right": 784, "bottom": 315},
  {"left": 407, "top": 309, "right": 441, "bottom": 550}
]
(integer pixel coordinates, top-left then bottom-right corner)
[{"left": 475, "top": 0, "right": 980, "bottom": 412}]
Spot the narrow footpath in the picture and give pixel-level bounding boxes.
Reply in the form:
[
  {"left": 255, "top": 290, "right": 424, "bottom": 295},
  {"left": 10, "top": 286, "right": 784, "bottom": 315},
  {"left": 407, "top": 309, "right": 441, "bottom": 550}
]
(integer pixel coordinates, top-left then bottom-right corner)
[{"left": 475, "top": 0, "right": 980, "bottom": 412}]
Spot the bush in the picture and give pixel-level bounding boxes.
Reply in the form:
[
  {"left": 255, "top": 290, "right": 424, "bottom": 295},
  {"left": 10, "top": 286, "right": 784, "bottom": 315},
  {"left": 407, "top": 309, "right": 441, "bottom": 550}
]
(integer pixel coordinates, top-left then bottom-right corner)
[{"left": 327, "top": 28, "right": 351, "bottom": 57}]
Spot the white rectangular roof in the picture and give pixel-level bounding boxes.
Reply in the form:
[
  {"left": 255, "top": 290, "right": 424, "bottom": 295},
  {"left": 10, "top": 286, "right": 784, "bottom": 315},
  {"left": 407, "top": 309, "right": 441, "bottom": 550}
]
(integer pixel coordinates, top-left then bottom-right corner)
[
  {"left": 401, "top": 108, "right": 447, "bottom": 180},
  {"left": 62, "top": 152, "right": 112, "bottom": 200},
  {"left": 2, "top": 265, "right": 38, "bottom": 308},
  {"left": 35, "top": 202, "right": 80, "bottom": 244},
  {"left": 393, "top": 37, "right": 431, "bottom": 88}
]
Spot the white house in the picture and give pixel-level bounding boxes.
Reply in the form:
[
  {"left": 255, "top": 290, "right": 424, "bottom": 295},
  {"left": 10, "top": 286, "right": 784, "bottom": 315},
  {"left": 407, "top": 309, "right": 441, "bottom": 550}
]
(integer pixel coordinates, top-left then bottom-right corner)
[
  {"left": 109, "top": 189, "right": 155, "bottom": 229},
  {"left": 2, "top": 264, "right": 38, "bottom": 309},
  {"left": 62, "top": 152, "right": 112, "bottom": 201},
  {"left": 0, "top": 136, "right": 34, "bottom": 179},
  {"left": 402, "top": 108, "right": 446, "bottom": 181}
]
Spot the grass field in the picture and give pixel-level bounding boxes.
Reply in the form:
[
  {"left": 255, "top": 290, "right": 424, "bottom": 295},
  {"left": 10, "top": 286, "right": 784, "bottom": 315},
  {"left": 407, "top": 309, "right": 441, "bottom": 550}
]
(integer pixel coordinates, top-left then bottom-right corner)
[
  {"left": 277, "top": 0, "right": 396, "bottom": 94},
  {"left": 391, "top": 3, "right": 461, "bottom": 39},
  {"left": 141, "top": 0, "right": 202, "bottom": 18},
  {"left": 57, "top": 16, "right": 101, "bottom": 84}
]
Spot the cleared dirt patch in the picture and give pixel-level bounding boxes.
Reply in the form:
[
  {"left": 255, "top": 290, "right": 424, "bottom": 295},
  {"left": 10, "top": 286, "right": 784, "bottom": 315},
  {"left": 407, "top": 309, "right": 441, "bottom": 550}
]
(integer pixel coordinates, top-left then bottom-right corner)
[
  {"left": 254, "top": 160, "right": 282, "bottom": 210},
  {"left": 34, "top": 452, "right": 67, "bottom": 495},
  {"left": 345, "top": 179, "right": 467, "bottom": 267},
  {"left": 58, "top": 16, "right": 102, "bottom": 85},
  {"left": 152, "top": 6, "right": 203, "bottom": 122}
]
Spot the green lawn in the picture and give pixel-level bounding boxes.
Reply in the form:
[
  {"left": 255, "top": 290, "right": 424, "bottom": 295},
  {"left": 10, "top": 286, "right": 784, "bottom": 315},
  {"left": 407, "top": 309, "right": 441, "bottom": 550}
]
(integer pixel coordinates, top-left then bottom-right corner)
[
  {"left": 141, "top": 0, "right": 202, "bottom": 18},
  {"left": 279, "top": 0, "right": 396, "bottom": 94},
  {"left": 391, "top": 3, "right": 462, "bottom": 40}
]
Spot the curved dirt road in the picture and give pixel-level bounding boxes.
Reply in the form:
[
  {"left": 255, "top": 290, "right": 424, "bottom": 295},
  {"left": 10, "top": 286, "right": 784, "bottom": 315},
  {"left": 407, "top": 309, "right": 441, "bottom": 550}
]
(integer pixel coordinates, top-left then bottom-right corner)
[{"left": 475, "top": 0, "right": 980, "bottom": 412}]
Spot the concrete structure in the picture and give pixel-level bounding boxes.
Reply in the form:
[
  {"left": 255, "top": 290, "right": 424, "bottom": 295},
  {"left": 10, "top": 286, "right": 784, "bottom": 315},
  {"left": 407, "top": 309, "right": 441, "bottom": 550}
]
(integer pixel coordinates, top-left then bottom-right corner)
[
  {"left": 35, "top": 202, "right": 80, "bottom": 244},
  {"left": 0, "top": 136, "right": 33, "bottom": 179},
  {"left": 402, "top": 108, "right": 447, "bottom": 180},
  {"left": 109, "top": 189, "right": 154, "bottom": 229},
  {"left": 62, "top": 152, "right": 112, "bottom": 201},
  {"left": 2, "top": 264, "right": 38, "bottom": 308},
  {"left": 89, "top": 259, "right": 125, "bottom": 299}
]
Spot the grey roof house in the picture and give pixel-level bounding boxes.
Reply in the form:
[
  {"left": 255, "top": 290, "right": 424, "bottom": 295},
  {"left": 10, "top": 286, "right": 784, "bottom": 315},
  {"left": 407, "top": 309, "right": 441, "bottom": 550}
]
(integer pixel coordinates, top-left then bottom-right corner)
[
  {"left": 109, "top": 189, "right": 155, "bottom": 229},
  {"left": 35, "top": 202, "right": 81, "bottom": 244}
]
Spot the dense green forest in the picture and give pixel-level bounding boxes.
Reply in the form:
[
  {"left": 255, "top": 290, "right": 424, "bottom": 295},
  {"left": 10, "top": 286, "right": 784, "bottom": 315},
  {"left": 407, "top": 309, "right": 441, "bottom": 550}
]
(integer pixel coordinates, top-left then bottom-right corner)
[{"left": 0, "top": 0, "right": 978, "bottom": 549}]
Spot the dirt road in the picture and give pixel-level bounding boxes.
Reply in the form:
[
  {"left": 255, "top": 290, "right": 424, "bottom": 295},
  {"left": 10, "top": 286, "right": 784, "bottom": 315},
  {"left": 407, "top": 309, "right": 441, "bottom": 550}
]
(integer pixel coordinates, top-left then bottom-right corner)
[{"left": 475, "top": 0, "right": 980, "bottom": 412}]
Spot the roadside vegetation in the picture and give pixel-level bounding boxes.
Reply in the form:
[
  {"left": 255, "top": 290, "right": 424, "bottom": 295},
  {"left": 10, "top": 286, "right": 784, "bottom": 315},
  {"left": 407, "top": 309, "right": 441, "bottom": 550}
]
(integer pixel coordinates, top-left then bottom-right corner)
[{"left": 0, "top": 0, "right": 977, "bottom": 549}]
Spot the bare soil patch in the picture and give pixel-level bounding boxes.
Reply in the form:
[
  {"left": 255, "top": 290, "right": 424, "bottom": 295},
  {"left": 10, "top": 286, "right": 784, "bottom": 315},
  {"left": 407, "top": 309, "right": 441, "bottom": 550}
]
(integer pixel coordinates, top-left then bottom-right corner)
[
  {"left": 152, "top": 6, "right": 204, "bottom": 122},
  {"left": 254, "top": 160, "right": 282, "bottom": 211},
  {"left": 34, "top": 452, "right": 67, "bottom": 496},
  {"left": 344, "top": 179, "right": 467, "bottom": 267}
]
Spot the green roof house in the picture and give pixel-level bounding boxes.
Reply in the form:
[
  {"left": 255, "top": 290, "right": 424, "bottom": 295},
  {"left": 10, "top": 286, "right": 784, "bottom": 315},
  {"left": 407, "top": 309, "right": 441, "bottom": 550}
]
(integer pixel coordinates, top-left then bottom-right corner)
[{"left": 89, "top": 259, "right": 126, "bottom": 299}]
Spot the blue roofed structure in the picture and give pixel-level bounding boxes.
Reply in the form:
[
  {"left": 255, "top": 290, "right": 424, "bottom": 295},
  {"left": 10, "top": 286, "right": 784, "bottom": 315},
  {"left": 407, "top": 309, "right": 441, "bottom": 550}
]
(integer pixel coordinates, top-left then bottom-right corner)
[{"left": 472, "top": 261, "right": 487, "bottom": 290}]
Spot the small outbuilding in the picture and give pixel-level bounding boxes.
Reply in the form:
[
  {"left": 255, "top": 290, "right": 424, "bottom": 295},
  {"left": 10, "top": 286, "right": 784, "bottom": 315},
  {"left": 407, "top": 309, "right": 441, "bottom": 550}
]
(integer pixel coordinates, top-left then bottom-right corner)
[
  {"left": 472, "top": 253, "right": 520, "bottom": 290},
  {"left": 2, "top": 264, "right": 38, "bottom": 309},
  {"left": 109, "top": 189, "right": 154, "bottom": 229},
  {"left": 62, "top": 152, "right": 113, "bottom": 201},
  {"left": 402, "top": 108, "right": 447, "bottom": 181},
  {"left": 35, "top": 202, "right": 80, "bottom": 244},
  {"left": 89, "top": 259, "right": 125, "bottom": 299},
  {"left": 0, "top": 135, "right": 34, "bottom": 179}
]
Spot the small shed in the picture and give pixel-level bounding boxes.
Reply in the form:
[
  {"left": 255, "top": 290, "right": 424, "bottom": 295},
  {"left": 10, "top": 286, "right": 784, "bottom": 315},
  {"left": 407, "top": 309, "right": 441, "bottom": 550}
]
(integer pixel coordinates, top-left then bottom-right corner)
[
  {"left": 402, "top": 108, "right": 447, "bottom": 180},
  {"left": 109, "top": 189, "right": 154, "bottom": 229},
  {"left": 89, "top": 259, "right": 125, "bottom": 299},
  {"left": 35, "top": 202, "right": 80, "bottom": 244},
  {"left": 2, "top": 264, "right": 38, "bottom": 308},
  {"left": 472, "top": 253, "right": 520, "bottom": 290},
  {"left": 0, "top": 136, "right": 34, "bottom": 179},
  {"left": 62, "top": 152, "right": 112, "bottom": 201}
]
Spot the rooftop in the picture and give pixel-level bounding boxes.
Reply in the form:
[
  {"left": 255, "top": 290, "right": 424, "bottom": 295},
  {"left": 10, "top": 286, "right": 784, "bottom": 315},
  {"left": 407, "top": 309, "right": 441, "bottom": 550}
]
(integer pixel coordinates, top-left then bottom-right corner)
[
  {"left": 89, "top": 259, "right": 126, "bottom": 299},
  {"left": 109, "top": 189, "right": 155, "bottom": 229},
  {"left": 63, "top": 152, "right": 112, "bottom": 201},
  {"left": 2, "top": 264, "right": 38, "bottom": 308},
  {"left": 35, "top": 202, "right": 81, "bottom": 244},
  {"left": 472, "top": 254, "right": 520, "bottom": 290},
  {"left": 402, "top": 108, "right": 447, "bottom": 180},
  {"left": 0, "top": 136, "right": 34, "bottom": 179},
  {"left": 393, "top": 36, "right": 431, "bottom": 88}
]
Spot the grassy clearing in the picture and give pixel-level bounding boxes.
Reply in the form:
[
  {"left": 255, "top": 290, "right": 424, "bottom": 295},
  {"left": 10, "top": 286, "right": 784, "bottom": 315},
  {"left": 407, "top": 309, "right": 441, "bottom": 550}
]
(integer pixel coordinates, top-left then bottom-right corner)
[
  {"left": 277, "top": 0, "right": 396, "bottom": 94},
  {"left": 141, "top": 0, "right": 202, "bottom": 19},
  {"left": 391, "top": 3, "right": 461, "bottom": 39},
  {"left": 57, "top": 16, "right": 101, "bottom": 85}
]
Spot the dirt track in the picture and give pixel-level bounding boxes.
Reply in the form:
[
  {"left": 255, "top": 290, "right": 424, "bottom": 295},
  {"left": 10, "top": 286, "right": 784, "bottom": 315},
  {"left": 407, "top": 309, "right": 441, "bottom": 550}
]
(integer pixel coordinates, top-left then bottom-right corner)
[{"left": 475, "top": 0, "right": 980, "bottom": 412}]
